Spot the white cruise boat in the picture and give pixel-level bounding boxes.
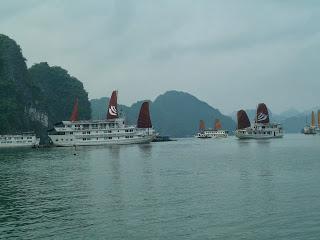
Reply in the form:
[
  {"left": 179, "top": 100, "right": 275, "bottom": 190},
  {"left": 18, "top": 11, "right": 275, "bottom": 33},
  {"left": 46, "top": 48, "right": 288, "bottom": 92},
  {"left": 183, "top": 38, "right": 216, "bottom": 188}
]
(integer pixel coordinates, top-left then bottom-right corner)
[
  {"left": 0, "top": 133, "right": 40, "bottom": 148},
  {"left": 195, "top": 119, "right": 228, "bottom": 138},
  {"left": 235, "top": 103, "right": 283, "bottom": 139},
  {"left": 303, "top": 111, "right": 317, "bottom": 135},
  {"left": 48, "top": 91, "right": 156, "bottom": 147},
  {"left": 315, "top": 110, "right": 320, "bottom": 134}
]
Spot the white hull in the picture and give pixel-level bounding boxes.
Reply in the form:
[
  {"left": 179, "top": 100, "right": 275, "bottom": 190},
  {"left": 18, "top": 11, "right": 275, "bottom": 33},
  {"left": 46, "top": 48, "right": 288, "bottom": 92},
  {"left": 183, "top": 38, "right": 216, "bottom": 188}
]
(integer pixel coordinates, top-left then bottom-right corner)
[
  {"left": 235, "top": 132, "right": 283, "bottom": 139},
  {"left": 235, "top": 123, "right": 283, "bottom": 139},
  {"left": 0, "top": 134, "right": 40, "bottom": 148},
  {"left": 196, "top": 129, "right": 228, "bottom": 139},
  {"left": 304, "top": 126, "right": 316, "bottom": 135},
  {"left": 48, "top": 118, "right": 156, "bottom": 147},
  {"left": 49, "top": 134, "right": 155, "bottom": 147}
]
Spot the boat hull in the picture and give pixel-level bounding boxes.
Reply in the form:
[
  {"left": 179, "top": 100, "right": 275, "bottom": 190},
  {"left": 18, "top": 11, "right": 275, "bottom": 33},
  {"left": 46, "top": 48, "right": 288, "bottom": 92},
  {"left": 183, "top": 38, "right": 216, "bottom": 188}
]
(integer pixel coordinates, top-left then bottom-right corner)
[
  {"left": 235, "top": 125, "right": 283, "bottom": 139},
  {"left": 304, "top": 126, "right": 316, "bottom": 135},
  {"left": 49, "top": 134, "right": 156, "bottom": 147},
  {"left": 0, "top": 136, "right": 40, "bottom": 148},
  {"left": 196, "top": 130, "right": 228, "bottom": 139},
  {"left": 0, "top": 142, "right": 39, "bottom": 148},
  {"left": 235, "top": 132, "right": 283, "bottom": 139}
]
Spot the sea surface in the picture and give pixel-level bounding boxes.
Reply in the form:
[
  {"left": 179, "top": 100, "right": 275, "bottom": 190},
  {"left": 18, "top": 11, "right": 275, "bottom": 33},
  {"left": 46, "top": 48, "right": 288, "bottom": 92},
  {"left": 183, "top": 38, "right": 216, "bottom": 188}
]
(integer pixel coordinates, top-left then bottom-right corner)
[{"left": 0, "top": 134, "right": 320, "bottom": 240}]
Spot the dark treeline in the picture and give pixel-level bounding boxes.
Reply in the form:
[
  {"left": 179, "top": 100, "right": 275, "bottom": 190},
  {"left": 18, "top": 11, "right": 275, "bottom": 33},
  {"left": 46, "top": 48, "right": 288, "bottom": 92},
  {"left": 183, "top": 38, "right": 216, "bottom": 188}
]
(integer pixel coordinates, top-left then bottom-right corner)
[{"left": 0, "top": 34, "right": 90, "bottom": 141}]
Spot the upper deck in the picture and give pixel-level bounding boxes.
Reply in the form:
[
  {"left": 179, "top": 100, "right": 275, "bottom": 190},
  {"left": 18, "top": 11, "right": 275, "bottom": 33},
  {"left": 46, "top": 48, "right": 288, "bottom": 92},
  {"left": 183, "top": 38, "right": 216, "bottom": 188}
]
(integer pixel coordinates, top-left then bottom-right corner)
[{"left": 52, "top": 118, "right": 134, "bottom": 132}]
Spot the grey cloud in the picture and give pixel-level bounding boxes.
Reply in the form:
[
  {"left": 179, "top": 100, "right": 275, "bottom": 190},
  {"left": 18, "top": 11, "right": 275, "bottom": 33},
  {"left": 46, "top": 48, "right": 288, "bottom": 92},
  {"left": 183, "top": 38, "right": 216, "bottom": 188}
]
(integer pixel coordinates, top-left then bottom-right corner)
[{"left": 1, "top": 0, "right": 320, "bottom": 113}]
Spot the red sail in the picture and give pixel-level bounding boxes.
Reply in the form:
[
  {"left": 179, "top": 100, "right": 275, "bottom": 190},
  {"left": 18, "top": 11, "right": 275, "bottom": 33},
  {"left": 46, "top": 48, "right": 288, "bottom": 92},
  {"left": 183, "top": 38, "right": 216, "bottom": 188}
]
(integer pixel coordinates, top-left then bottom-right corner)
[
  {"left": 137, "top": 102, "right": 152, "bottom": 128},
  {"left": 256, "top": 103, "right": 269, "bottom": 124},
  {"left": 237, "top": 110, "right": 250, "bottom": 129},
  {"left": 199, "top": 120, "right": 205, "bottom": 131},
  {"left": 70, "top": 98, "right": 79, "bottom": 122},
  {"left": 106, "top": 90, "right": 118, "bottom": 119},
  {"left": 214, "top": 119, "right": 222, "bottom": 130}
]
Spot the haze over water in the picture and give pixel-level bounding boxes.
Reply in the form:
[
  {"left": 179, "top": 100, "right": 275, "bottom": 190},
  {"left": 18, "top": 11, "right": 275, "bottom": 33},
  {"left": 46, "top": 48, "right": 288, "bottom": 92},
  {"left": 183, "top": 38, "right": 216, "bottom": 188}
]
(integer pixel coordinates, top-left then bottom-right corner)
[{"left": 1, "top": 134, "right": 320, "bottom": 239}]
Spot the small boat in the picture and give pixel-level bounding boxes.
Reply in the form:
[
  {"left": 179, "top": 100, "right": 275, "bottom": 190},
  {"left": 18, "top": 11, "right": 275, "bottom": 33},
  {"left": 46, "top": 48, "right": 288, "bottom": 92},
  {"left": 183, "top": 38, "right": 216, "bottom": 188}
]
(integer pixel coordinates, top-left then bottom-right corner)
[
  {"left": 212, "top": 119, "right": 228, "bottom": 138},
  {"left": 0, "top": 132, "right": 40, "bottom": 148},
  {"left": 235, "top": 103, "right": 283, "bottom": 139},
  {"left": 48, "top": 91, "right": 156, "bottom": 146},
  {"left": 303, "top": 111, "right": 316, "bottom": 135},
  {"left": 195, "top": 120, "right": 212, "bottom": 138},
  {"left": 195, "top": 119, "right": 228, "bottom": 138}
]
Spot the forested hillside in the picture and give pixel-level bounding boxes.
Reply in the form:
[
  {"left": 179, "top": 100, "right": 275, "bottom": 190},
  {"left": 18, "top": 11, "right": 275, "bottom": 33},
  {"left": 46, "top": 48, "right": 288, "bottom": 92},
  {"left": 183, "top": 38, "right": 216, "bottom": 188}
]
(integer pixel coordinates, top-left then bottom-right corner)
[
  {"left": 0, "top": 34, "right": 90, "bottom": 141},
  {"left": 29, "top": 62, "right": 91, "bottom": 126},
  {"left": 0, "top": 34, "right": 44, "bottom": 134}
]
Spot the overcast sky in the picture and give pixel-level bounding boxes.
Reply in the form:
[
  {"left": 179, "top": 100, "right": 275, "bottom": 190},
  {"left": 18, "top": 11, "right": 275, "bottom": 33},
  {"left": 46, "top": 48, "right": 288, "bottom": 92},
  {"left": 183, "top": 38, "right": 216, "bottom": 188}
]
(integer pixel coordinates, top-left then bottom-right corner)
[{"left": 1, "top": 0, "right": 320, "bottom": 114}]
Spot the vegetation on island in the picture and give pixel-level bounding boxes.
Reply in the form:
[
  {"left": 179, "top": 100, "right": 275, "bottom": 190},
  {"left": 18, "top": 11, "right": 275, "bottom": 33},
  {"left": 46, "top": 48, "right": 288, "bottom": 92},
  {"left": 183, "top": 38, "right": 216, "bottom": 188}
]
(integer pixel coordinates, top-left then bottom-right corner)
[
  {"left": 0, "top": 34, "right": 90, "bottom": 141},
  {"left": 29, "top": 62, "right": 91, "bottom": 125}
]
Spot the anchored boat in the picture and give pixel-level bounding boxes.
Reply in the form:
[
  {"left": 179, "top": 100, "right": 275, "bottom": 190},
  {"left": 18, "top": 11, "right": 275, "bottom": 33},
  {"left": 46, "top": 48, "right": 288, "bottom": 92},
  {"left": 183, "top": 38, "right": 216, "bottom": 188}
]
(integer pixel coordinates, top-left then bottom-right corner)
[
  {"left": 316, "top": 110, "right": 320, "bottom": 134},
  {"left": 48, "top": 91, "right": 156, "bottom": 146},
  {"left": 304, "top": 111, "right": 317, "bottom": 135},
  {"left": 196, "top": 120, "right": 212, "bottom": 138},
  {"left": 0, "top": 132, "right": 40, "bottom": 148},
  {"left": 235, "top": 103, "right": 283, "bottom": 139},
  {"left": 195, "top": 119, "right": 228, "bottom": 138}
]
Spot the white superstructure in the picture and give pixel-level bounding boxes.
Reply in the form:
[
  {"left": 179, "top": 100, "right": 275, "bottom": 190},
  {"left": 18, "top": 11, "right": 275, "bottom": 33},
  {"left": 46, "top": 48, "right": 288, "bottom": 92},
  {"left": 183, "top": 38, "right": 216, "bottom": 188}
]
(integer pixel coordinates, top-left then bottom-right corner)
[
  {"left": 195, "top": 119, "right": 228, "bottom": 139},
  {"left": 48, "top": 118, "right": 156, "bottom": 146},
  {"left": 235, "top": 123, "right": 283, "bottom": 139},
  {"left": 0, "top": 133, "right": 40, "bottom": 148},
  {"left": 196, "top": 129, "right": 228, "bottom": 138},
  {"left": 304, "top": 111, "right": 317, "bottom": 135}
]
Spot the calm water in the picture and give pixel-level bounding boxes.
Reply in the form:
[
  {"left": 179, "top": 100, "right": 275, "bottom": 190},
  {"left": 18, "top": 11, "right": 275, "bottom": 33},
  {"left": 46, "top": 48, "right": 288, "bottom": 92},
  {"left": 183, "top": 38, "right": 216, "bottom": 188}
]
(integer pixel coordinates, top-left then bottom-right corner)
[{"left": 1, "top": 134, "right": 320, "bottom": 239}]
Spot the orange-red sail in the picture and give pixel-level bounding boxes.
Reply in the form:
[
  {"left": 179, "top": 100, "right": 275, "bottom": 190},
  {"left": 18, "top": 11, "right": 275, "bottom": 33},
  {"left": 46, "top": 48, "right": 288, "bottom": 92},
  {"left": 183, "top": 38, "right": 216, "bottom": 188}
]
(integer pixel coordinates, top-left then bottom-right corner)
[
  {"left": 214, "top": 119, "right": 222, "bottom": 130},
  {"left": 311, "top": 111, "right": 315, "bottom": 127},
  {"left": 199, "top": 120, "right": 205, "bottom": 131},
  {"left": 137, "top": 102, "right": 152, "bottom": 128},
  {"left": 70, "top": 98, "right": 79, "bottom": 122},
  {"left": 107, "top": 90, "right": 118, "bottom": 119}
]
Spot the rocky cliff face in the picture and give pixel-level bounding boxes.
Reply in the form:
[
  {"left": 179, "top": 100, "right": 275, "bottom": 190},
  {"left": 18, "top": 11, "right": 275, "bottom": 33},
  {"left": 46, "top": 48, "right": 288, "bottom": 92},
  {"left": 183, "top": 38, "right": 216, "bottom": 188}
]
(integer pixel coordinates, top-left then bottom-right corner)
[{"left": 0, "top": 34, "right": 91, "bottom": 142}]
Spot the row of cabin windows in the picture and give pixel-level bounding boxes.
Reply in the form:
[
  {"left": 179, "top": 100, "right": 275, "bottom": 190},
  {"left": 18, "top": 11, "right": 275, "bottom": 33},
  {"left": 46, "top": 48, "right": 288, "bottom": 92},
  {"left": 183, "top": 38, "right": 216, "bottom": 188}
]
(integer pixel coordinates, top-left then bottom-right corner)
[
  {"left": 56, "top": 136, "right": 135, "bottom": 142},
  {"left": 56, "top": 139, "right": 73, "bottom": 142},
  {"left": 253, "top": 131, "right": 274, "bottom": 135},
  {"left": 0, "top": 137, "right": 33, "bottom": 140},
  {"left": 67, "top": 123, "right": 124, "bottom": 128},
  {"left": 82, "top": 136, "right": 134, "bottom": 141},
  {"left": 1, "top": 140, "right": 33, "bottom": 144},
  {"left": 80, "top": 129, "right": 134, "bottom": 134}
]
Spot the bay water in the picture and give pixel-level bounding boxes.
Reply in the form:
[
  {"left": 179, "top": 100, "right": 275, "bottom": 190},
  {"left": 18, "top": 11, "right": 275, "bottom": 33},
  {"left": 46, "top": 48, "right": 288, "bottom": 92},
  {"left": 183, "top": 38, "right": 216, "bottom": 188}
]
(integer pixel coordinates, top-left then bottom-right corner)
[{"left": 1, "top": 134, "right": 320, "bottom": 239}]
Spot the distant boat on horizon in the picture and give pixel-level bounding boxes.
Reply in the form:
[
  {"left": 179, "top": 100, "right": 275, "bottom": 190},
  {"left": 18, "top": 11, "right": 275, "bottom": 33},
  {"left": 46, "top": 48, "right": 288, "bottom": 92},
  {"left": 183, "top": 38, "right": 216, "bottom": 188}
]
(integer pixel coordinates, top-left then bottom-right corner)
[
  {"left": 195, "top": 119, "right": 228, "bottom": 139},
  {"left": 303, "top": 110, "right": 318, "bottom": 135},
  {"left": 235, "top": 103, "right": 283, "bottom": 139},
  {"left": 48, "top": 91, "right": 156, "bottom": 146}
]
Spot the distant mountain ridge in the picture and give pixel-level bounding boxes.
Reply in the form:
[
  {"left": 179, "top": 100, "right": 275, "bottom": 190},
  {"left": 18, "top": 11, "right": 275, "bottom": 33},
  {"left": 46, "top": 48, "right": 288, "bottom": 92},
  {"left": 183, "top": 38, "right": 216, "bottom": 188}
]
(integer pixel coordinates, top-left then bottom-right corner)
[{"left": 91, "top": 90, "right": 236, "bottom": 137}]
